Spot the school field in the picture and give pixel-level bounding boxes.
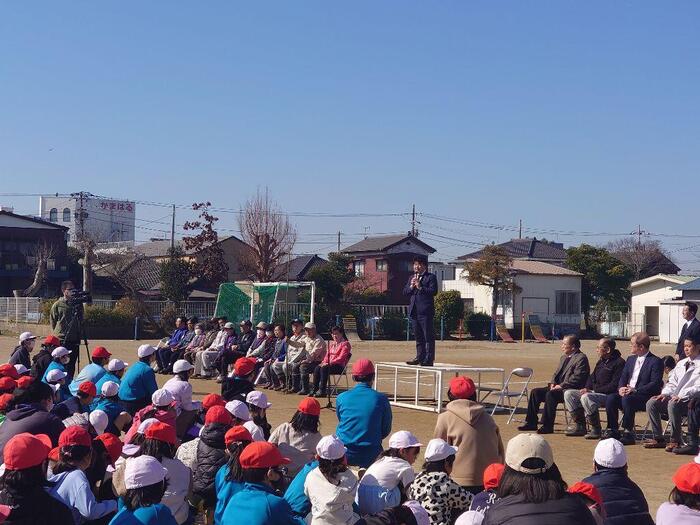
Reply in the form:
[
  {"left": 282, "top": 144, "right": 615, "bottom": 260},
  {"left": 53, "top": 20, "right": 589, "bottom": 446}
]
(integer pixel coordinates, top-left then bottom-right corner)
[{"left": 0, "top": 334, "right": 683, "bottom": 515}]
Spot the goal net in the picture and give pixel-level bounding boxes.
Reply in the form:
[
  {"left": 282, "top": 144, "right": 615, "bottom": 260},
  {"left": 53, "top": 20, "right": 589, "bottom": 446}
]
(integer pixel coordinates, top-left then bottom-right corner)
[{"left": 214, "top": 281, "right": 316, "bottom": 325}]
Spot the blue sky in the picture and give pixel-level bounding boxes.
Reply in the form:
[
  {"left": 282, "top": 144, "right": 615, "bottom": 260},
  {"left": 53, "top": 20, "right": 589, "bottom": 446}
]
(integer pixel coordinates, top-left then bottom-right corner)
[{"left": 2, "top": 2, "right": 699, "bottom": 267}]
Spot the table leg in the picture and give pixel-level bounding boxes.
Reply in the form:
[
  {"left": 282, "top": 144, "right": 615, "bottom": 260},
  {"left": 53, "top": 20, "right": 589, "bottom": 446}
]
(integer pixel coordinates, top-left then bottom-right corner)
[
  {"left": 415, "top": 368, "right": 420, "bottom": 407},
  {"left": 437, "top": 370, "right": 443, "bottom": 413},
  {"left": 393, "top": 367, "right": 398, "bottom": 403}
]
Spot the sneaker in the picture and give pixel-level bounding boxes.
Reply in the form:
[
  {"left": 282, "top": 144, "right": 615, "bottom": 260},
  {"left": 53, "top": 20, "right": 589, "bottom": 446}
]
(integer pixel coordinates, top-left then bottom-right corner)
[
  {"left": 665, "top": 441, "right": 679, "bottom": 452},
  {"left": 673, "top": 444, "right": 699, "bottom": 455},
  {"left": 215, "top": 375, "right": 224, "bottom": 384},
  {"left": 619, "top": 431, "right": 636, "bottom": 446}
]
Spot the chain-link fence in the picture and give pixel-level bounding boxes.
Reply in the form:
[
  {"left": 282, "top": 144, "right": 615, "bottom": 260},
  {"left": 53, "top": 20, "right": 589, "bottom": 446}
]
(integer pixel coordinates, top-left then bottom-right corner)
[
  {"left": 597, "top": 311, "right": 645, "bottom": 338},
  {"left": 0, "top": 297, "right": 42, "bottom": 323}
]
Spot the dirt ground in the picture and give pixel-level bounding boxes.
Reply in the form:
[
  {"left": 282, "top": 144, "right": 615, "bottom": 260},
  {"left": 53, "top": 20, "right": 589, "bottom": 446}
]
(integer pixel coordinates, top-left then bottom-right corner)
[{"left": 0, "top": 333, "right": 685, "bottom": 515}]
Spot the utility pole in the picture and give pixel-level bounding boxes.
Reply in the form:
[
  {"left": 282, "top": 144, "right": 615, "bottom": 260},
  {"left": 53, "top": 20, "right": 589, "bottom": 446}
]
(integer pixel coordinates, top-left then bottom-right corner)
[
  {"left": 411, "top": 204, "right": 416, "bottom": 236},
  {"left": 72, "top": 191, "right": 93, "bottom": 293},
  {"left": 519, "top": 219, "right": 522, "bottom": 239},
  {"left": 170, "top": 204, "right": 176, "bottom": 255},
  {"left": 337, "top": 231, "right": 341, "bottom": 252},
  {"left": 635, "top": 224, "right": 647, "bottom": 247}
]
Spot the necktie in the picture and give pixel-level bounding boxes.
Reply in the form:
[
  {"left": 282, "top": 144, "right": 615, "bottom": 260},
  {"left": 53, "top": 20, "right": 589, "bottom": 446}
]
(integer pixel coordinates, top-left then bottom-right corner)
[{"left": 686, "top": 361, "right": 691, "bottom": 372}]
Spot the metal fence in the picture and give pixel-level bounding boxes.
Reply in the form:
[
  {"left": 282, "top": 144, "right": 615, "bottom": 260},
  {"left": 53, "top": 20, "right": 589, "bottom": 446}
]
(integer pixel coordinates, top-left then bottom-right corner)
[
  {"left": 597, "top": 311, "right": 645, "bottom": 338},
  {"left": 0, "top": 297, "right": 42, "bottom": 323},
  {"left": 351, "top": 304, "right": 409, "bottom": 318}
]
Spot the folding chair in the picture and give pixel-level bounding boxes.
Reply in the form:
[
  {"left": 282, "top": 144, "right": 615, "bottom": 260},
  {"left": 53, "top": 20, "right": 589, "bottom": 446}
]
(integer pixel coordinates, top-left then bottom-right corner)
[
  {"left": 483, "top": 367, "right": 534, "bottom": 424},
  {"left": 328, "top": 354, "right": 352, "bottom": 397}
]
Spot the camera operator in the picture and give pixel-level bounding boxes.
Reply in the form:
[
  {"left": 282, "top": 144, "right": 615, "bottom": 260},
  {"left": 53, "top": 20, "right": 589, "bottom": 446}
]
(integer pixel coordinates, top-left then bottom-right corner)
[{"left": 50, "top": 280, "right": 84, "bottom": 377}]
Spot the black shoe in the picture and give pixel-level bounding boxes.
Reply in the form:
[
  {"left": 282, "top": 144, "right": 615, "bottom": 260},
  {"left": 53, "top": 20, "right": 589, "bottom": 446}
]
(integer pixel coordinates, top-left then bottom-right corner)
[
  {"left": 673, "top": 444, "right": 699, "bottom": 455},
  {"left": 297, "top": 390, "right": 310, "bottom": 396},
  {"left": 537, "top": 426, "right": 554, "bottom": 434},
  {"left": 619, "top": 431, "right": 636, "bottom": 446},
  {"left": 602, "top": 429, "right": 619, "bottom": 440},
  {"left": 406, "top": 359, "right": 421, "bottom": 366},
  {"left": 421, "top": 362, "right": 434, "bottom": 367},
  {"left": 518, "top": 424, "right": 538, "bottom": 431},
  {"left": 314, "top": 391, "right": 327, "bottom": 398},
  {"left": 584, "top": 427, "right": 602, "bottom": 440}
]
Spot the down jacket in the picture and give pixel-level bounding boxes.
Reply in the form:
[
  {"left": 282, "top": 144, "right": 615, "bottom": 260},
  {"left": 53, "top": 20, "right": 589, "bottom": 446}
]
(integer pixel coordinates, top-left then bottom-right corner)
[
  {"left": 585, "top": 349, "right": 626, "bottom": 394},
  {"left": 483, "top": 493, "right": 597, "bottom": 525},
  {"left": 583, "top": 469, "right": 654, "bottom": 525},
  {"left": 192, "top": 423, "right": 229, "bottom": 505}
]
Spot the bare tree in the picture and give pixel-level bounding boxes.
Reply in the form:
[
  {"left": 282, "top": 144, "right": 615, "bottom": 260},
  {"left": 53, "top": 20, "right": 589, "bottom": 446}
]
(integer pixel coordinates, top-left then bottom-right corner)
[
  {"left": 13, "top": 242, "right": 56, "bottom": 297},
  {"left": 183, "top": 202, "right": 229, "bottom": 287},
  {"left": 238, "top": 189, "right": 296, "bottom": 282},
  {"left": 606, "top": 238, "right": 680, "bottom": 281}
]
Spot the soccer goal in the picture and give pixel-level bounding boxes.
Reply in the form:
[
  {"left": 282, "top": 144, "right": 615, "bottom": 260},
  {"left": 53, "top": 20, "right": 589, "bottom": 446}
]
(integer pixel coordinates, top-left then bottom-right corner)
[{"left": 214, "top": 281, "right": 316, "bottom": 325}]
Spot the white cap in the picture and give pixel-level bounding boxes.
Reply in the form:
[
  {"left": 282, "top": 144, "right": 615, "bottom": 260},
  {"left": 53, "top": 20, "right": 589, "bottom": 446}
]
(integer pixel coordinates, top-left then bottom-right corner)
[
  {"left": 46, "top": 369, "right": 67, "bottom": 382},
  {"left": 225, "top": 400, "right": 251, "bottom": 421},
  {"left": 454, "top": 510, "right": 485, "bottom": 525},
  {"left": 389, "top": 430, "right": 423, "bottom": 449},
  {"left": 173, "top": 360, "right": 194, "bottom": 374},
  {"left": 124, "top": 455, "right": 168, "bottom": 489},
  {"left": 316, "top": 435, "right": 347, "bottom": 460},
  {"left": 424, "top": 438, "right": 458, "bottom": 462},
  {"left": 101, "top": 381, "right": 120, "bottom": 397},
  {"left": 13, "top": 364, "right": 28, "bottom": 375},
  {"left": 224, "top": 322, "right": 234, "bottom": 329},
  {"left": 246, "top": 390, "right": 272, "bottom": 409},
  {"left": 594, "top": 438, "right": 627, "bottom": 469},
  {"left": 304, "top": 322, "right": 316, "bottom": 330},
  {"left": 19, "top": 332, "right": 37, "bottom": 343},
  {"left": 107, "top": 359, "right": 127, "bottom": 372},
  {"left": 51, "top": 346, "right": 71, "bottom": 358},
  {"left": 505, "top": 434, "right": 554, "bottom": 474},
  {"left": 89, "top": 410, "right": 109, "bottom": 435},
  {"left": 137, "top": 417, "right": 160, "bottom": 434},
  {"left": 151, "top": 389, "right": 174, "bottom": 407},
  {"left": 137, "top": 344, "right": 157, "bottom": 358}
]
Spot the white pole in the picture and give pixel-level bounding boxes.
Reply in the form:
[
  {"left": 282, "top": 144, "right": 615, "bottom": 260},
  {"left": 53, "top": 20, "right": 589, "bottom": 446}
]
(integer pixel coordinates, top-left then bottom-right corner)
[{"left": 310, "top": 282, "right": 316, "bottom": 324}]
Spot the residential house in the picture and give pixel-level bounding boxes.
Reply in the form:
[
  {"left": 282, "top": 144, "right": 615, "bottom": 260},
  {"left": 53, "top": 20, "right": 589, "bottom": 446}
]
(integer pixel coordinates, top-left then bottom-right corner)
[
  {"left": 428, "top": 262, "right": 456, "bottom": 290},
  {"left": 0, "top": 209, "right": 69, "bottom": 296},
  {"left": 272, "top": 254, "right": 326, "bottom": 282},
  {"left": 453, "top": 237, "right": 568, "bottom": 267},
  {"left": 342, "top": 233, "right": 436, "bottom": 304},
  {"left": 628, "top": 274, "right": 695, "bottom": 339}
]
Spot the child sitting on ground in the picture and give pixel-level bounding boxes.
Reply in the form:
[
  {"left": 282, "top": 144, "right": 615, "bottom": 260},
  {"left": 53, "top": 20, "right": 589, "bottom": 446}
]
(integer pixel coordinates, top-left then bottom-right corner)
[{"left": 468, "top": 463, "right": 504, "bottom": 515}]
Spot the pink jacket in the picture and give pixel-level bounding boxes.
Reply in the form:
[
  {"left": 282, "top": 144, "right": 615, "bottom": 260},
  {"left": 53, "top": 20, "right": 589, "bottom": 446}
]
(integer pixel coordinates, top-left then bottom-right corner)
[
  {"left": 124, "top": 404, "right": 178, "bottom": 443},
  {"left": 324, "top": 340, "right": 351, "bottom": 367}
]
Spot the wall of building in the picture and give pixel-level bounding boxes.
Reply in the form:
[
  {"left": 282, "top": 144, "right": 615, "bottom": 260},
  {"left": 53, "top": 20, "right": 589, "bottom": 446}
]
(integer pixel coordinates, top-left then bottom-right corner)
[
  {"left": 513, "top": 274, "right": 582, "bottom": 318},
  {"left": 631, "top": 280, "right": 683, "bottom": 320}
]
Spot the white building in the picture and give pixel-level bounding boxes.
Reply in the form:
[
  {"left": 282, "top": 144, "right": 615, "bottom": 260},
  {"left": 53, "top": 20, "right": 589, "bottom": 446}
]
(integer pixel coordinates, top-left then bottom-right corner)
[
  {"left": 442, "top": 260, "right": 583, "bottom": 331},
  {"left": 628, "top": 274, "right": 695, "bottom": 339},
  {"left": 39, "top": 195, "right": 136, "bottom": 245},
  {"left": 428, "top": 262, "right": 456, "bottom": 291}
]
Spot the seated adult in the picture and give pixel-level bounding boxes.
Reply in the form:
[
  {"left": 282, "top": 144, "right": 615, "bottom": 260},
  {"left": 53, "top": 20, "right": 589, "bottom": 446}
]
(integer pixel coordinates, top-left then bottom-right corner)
[
  {"left": 165, "top": 317, "right": 197, "bottom": 372},
  {"left": 676, "top": 394, "right": 700, "bottom": 455},
  {"left": 564, "top": 338, "right": 625, "bottom": 438},
  {"left": 0, "top": 380, "right": 65, "bottom": 459},
  {"left": 434, "top": 376, "right": 504, "bottom": 492},
  {"left": 195, "top": 321, "right": 233, "bottom": 379},
  {"left": 656, "top": 463, "right": 700, "bottom": 524},
  {"left": 483, "top": 434, "right": 597, "bottom": 525},
  {"left": 287, "top": 323, "right": 326, "bottom": 396},
  {"left": 156, "top": 317, "right": 189, "bottom": 373},
  {"left": 604, "top": 332, "right": 663, "bottom": 445},
  {"left": 308, "top": 325, "right": 351, "bottom": 398},
  {"left": 215, "top": 320, "right": 255, "bottom": 382},
  {"left": 518, "top": 334, "right": 590, "bottom": 434},
  {"left": 644, "top": 333, "right": 700, "bottom": 451},
  {"left": 262, "top": 324, "right": 287, "bottom": 390},
  {"left": 583, "top": 438, "right": 654, "bottom": 525},
  {"left": 68, "top": 346, "right": 111, "bottom": 395},
  {"left": 283, "top": 320, "right": 308, "bottom": 393},
  {"left": 335, "top": 359, "right": 392, "bottom": 468}
]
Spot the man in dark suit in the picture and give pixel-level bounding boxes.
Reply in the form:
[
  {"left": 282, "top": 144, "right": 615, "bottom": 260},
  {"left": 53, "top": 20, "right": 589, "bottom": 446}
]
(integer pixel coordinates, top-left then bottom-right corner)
[
  {"left": 604, "top": 332, "right": 663, "bottom": 445},
  {"left": 403, "top": 257, "right": 438, "bottom": 367},
  {"left": 676, "top": 302, "right": 700, "bottom": 361},
  {"left": 518, "top": 334, "right": 590, "bottom": 434}
]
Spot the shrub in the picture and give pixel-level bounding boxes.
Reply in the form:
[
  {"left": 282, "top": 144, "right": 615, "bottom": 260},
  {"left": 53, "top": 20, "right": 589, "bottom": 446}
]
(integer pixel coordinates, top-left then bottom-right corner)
[
  {"left": 434, "top": 291, "right": 464, "bottom": 334},
  {"left": 40, "top": 298, "right": 59, "bottom": 324},
  {"left": 83, "top": 305, "right": 133, "bottom": 327},
  {"left": 114, "top": 297, "right": 150, "bottom": 319},
  {"left": 466, "top": 312, "right": 492, "bottom": 340},
  {"left": 159, "top": 304, "right": 179, "bottom": 333},
  {"left": 380, "top": 311, "right": 406, "bottom": 340}
]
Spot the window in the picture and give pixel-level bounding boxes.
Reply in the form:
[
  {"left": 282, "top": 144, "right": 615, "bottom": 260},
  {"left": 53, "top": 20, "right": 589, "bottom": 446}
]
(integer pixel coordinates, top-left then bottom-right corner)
[
  {"left": 376, "top": 260, "right": 387, "bottom": 272},
  {"left": 555, "top": 291, "right": 580, "bottom": 315},
  {"left": 462, "top": 298, "right": 475, "bottom": 313},
  {"left": 63, "top": 208, "right": 71, "bottom": 222},
  {"left": 47, "top": 259, "right": 56, "bottom": 271},
  {"left": 25, "top": 256, "right": 37, "bottom": 266},
  {"left": 49, "top": 208, "right": 58, "bottom": 222},
  {"left": 353, "top": 260, "right": 365, "bottom": 277}
]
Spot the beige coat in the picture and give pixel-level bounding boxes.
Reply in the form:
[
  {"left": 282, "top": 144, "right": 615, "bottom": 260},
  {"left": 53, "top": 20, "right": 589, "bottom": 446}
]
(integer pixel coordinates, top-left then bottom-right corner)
[{"left": 433, "top": 399, "right": 504, "bottom": 487}]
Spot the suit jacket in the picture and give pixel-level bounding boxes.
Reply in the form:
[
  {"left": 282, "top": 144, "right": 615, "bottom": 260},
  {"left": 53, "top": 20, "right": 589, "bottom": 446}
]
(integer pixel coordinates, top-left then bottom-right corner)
[
  {"left": 403, "top": 272, "right": 438, "bottom": 318},
  {"left": 550, "top": 350, "right": 590, "bottom": 390},
  {"left": 617, "top": 352, "right": 664, "bottom": 397},
  {"left": 677, "top": 318, "right": 700, "bottom": 359}
]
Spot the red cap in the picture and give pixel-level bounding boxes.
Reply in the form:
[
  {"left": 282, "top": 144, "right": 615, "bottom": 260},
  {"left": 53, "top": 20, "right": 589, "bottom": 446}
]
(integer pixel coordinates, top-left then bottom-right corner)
[
  {"left": 673, "top": 463, "right": 700, "bottom": 495},
  {"left": 145, "top": 422, "right": 177, "bottom": 446},
  {"left": 351, "top": 358, "right": 374, "bottom": 376},
  {"left": 205, "top": 405, "right": 233, "bottom": 426},
  {"left": 78, "top": 381, "right": 97, "bottom": 397},
  {"left": 48, "top": 447, "right": 60, "bottom": 462},
  {"left": 17, "top": 376, "right": 34, "bottom": 389},
  {"left": 483, "top": 463, "right": 505, "bottom": 490},
  {"left": 0, "top": 377, "right": 17, "bottom": 392},
  {"left": 91, "top": 346, "right": 111, "bottom": 359},
  {"left": 0, "top": 365, "right": 19, "bottom": 380},
  {"left": 0, "top": 504, "right": 11, "bottom": 524},
  {"left": 225, "top": 426, "right": 253, "bottom": 446},
  {"left": 4, "top": 433, "right": 52, "bottom": 470},
  {"left": 298, "top": 397, "right": 321, "bottom": 416},
  {"left": 239, "top": 442, "right": 291, "bottom": 469},
  {"left": 44, "top": 335, "right": 61, "bottom": 346},
  {"left": 449, "top": 376, "right": 476, "bottom": 399},
  {"left": 568, "top": 481, "right": 604, "bottom": 507},
  {"left": 0, "top": 394, "right": 14, "bottom": 412},
  {"left": 234, "top": 358, "right": 256, "bottom": 377},
  {"left": 95, "top": 433, "right": 123, "bottom": 465},
  {"left": 59, "top": 426, "right": 92, "bottom": 448},
  {"left": 202, "top": 393, "right": 226, "bottom": 411}
]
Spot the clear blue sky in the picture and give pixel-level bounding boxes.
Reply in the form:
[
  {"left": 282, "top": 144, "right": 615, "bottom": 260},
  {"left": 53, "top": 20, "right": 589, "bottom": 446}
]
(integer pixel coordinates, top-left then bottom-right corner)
[{"left": 2, "top": 2, "right": 699, "bottom": 267}]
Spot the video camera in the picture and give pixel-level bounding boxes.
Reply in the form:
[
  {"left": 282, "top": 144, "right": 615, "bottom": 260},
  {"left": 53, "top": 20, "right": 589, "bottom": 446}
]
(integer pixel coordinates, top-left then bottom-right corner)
[{"left": 67, "top": 288, "right": 92, "bottom": 306}]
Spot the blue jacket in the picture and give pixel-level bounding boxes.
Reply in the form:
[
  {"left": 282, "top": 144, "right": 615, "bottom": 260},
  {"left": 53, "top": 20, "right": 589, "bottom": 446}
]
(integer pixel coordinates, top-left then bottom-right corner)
[
  {"left": 403, "top": 271, "right": 438, "bottom": 318},
  {"left": 617, "top": 353, "right": 663, "bottom": 397},
  {"left": 110, "top": 503, "right": 178, "bottom": 525},
  {"left": 167, "top": 328, "right": 188, "bottom": 348},
  {"left": 284, "top": 460, "right": 318, "bottom": 517},
  {"left": 213, "top": 464, "right": 245, "bottom": 525},
  {"left": 52, "top": 395, "right": 85, "bottom": 420},
  {"left": 583, "top": 469, "right": 654, "bottom": 525},
  {"left": 119, "top": 361, "right": 158, "bottom": 402},
  {"left": 92, "top": 372, "right": 123, "bottom": 409},
  {"left": 47, "top": 469, "right": 118, "bottom": 525},
  {"left": 69, "top": 363, "right": 107, "bottom": 395},
  {"left": 222, "top": 482, "right": 305, "bottom": 525},
  {"left": 42, "top": 361, "right": 66, "bottom": 382},
  {"left": 94, "top": 397, "right": 124, "bottom": 435},
  {"left": 336, "top": 382, "right": 392, "bottom": 468}
]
